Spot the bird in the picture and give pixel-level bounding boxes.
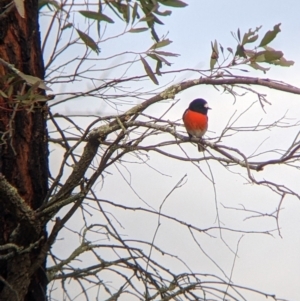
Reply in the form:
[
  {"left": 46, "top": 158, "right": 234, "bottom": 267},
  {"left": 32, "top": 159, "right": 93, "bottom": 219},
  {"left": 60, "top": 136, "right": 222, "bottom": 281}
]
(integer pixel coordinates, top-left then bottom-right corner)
[{"left": 182, "top": 98, "right": 211, "bottom": 151}]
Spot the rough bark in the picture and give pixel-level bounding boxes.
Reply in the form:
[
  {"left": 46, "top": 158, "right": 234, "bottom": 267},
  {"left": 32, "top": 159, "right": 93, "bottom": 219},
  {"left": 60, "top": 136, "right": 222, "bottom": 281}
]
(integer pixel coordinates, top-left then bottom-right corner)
[{"left": 0, "top": 1, "right": 48, "bottom": 300}]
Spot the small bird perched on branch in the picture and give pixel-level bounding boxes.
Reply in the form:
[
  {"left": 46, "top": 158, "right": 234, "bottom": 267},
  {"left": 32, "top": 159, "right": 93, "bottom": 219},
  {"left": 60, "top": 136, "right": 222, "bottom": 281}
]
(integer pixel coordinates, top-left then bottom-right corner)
[{"left": 182, "top": 98, "right": 211, "bottom": 151}]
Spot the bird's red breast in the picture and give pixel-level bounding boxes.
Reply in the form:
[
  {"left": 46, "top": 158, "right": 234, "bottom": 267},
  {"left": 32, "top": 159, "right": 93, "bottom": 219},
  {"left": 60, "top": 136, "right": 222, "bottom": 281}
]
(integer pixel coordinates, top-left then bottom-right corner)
[{"left": 183, "top": 109, "right": 208, "bottom": 138}]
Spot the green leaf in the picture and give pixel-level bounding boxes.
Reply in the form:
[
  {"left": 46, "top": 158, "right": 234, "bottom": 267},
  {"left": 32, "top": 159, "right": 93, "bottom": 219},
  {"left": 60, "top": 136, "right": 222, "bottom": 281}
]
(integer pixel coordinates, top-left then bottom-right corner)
[
  {"left": 244, "top": 49, "right": 256, "bottom": 58},
  {"left": 0, "top": 58, "right": 51, "bottom": 90},
  {"left": 105, "top": 1, "right": 124, "bottom": 21},
  {"left": 79, "top": 11, "right": 114, "bottom": 23},
  {"left": 140, "top": 56, "right": 159, "bottom": 85},
  {"left": 147, "top": 54, "right": 163, "bottom": 75},
  {"left": 147, "top": 54, "right": 158, "bottom": 61},
  {"left": 62, "top": 23, "right": 73, "bottom": 30},
  {"left": 153, "top": 50, "right": 179, "bottom": 57},
  {"left": 148, "top": 53, "right": 171, "bottom": 66},
  {"left": 157, "top": 0, "right": 188, "bottom": 7},
  {"left": 246, "top": 34, "right": 258, "bottom": 44},
  {"left": 264, "top": 50, "right": 283, "bottom": 62},
  {"left": 0, "top": 90, "right": 8, "bottom": 98},
  {"left": 18, "top": 72, "right": 52, "bottom": 90},
  {"left": 263, "top": 46, "right": 275, "bottom": 51},
  {"left": 263, "top": 48, "right": 294, "bottom": 66},
  {"left": 120, "top": 4, "right": 130, "bottom": 23},
  {"left": 227, "top": 47, "right": 233, "bottom": 54},
  {"left": 7, "top": 85, "right": 13, "bottom": 98},
  {"left": 241, "top": 28, "right": 260, "bottom": 45},
  {"left": 210, "top": 40, "right": 219, "bottom": 70},
  {"left": 210, "top": 58, "right": 217, "bottom": 70},
  {"left": 128, "top": 27, "right": 148, "bottom": 33},
  {"left": 237, "top": 28, "right": 241, "bottom": 41},
  {"left": 253, "top": 51, "right": 266, "bottom": 62},
  {"left": 253, "top": 50, "right": 283, "bottom": 63},
  {"left": 156, "top": 60, "right": 163, "bottom": 75},
  {"left": 132, "top": 2, "right": 139, "bottom": 24},
  {"left": 235, "top": 44, "right": 246, "bottom": 58},
  {"left": 139, "top": 16, "right": 155, "bottom": 22},
  {"left": 272, "top": 57, "right": 294, "bottom": 67},
  {"left": 76, "top": 29, "right": 100, "bottom": 54},
  {"left": 250, "top": 62, "right": 270, "bottom": 73},
  {"left": 152, "top": 14, "right": 164, "bottom": 25},
  {"left": 38, "top": 0, "right": 60, "bottom": 10},
  {"left": 259, "top": 23, "right": 281, "bottom": 47},
  {"left": 212, "top": 40, "right": 219, "bottom": 56},
  {"left": 153, "top": 8, "right": 172, "bottom": 16},
  {"left": 14, "top": 0, "right": 25, "bottom": 18},
  {"left": 150, "top": 39, "right": 172, "bottom": 49},
  {"left": 219, "top": 43, "right": 224, "bottom": 54}
]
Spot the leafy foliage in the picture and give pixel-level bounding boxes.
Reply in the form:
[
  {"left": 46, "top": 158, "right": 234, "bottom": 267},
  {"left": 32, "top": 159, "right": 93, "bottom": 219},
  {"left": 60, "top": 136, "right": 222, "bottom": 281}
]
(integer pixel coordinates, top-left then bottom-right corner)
[{"left": 207, "top": 24, "right": 294, "bottom": 77}]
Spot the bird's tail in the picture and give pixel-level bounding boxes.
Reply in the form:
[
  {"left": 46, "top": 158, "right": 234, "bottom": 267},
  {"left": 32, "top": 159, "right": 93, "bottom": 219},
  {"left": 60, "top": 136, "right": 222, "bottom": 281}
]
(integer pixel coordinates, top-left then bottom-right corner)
[{"left": 197, "top": 141, "right": 205, "bottom": 152}]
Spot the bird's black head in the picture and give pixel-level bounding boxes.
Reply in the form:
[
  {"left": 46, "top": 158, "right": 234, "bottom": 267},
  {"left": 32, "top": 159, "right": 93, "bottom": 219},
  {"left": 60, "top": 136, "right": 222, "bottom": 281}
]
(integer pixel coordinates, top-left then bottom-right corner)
[{"left": 189, "top": 98, "right": 211, "bottom": 115}]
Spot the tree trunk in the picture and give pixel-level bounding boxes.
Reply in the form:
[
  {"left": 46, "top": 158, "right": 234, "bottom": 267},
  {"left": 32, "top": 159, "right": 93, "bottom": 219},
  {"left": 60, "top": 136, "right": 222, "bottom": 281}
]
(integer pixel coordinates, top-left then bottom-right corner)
[{"left": 0, "top": 1, "right": 48, "bottom": 300}]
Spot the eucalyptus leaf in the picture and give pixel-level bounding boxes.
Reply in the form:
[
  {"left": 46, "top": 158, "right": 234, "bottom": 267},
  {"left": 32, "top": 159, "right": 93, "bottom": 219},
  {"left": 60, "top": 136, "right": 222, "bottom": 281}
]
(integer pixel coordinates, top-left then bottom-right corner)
[
  {"left": 140, "top": 56, "right": 159, "bottom": 85},
  {"left": 154, "top": 8, "right": 172, "bottom": 16},
  {"left": 271, "top": 57, "right": 294, "bottom": 67},
  {"left": 210, "top": 58, "right": 217, "bottom": 70},
  {"left": 76, "top": 29, "right": 100, "bottom": 54},
  {"left": 250, "top": 62, "right": 270, "bottom": 73},
  {"left": 62, "top": 23, "right": 73, "bottom": 30},
  {"left": 139, "top": 16, "right": 154, "bottom": 22},
  {"left": 157, "top": 0, "right": 188, "bottom": 7},
  {"left": 241, "top": 28, "right": 259, "bottom": 45},
  {"left": 154, "top": 50, "right": 179, "bottom": 57},
  {"left": 253, "top": 50, "right": 283, "bottom": 63},
  {"left": 219, "top": 43, "right": 224, "bottom": 54},
  {"left": 148, "top": 53, "right": 171, "bottom": 66},
  {"left": 18, "top": 72, "right": 52, "bottom": 91},
  {"left": 210, "top": 40, "right": 219, "bottom": 70},
  {"left": 246, "top": 35, "right": 258, "bottom": 44},
  {"left": 38, "top": 0, "right": 60, "bottom": 10},
  {"left": 79, "top": 11, "right": 114, "bottom": 23},
  {"left": 14, "top": 0, "right": 25, "bottom": 18},
  {"left": 132, "top": 2, "right": 138, "bottom": 24},
  {"left": 120, "top": 4, "right": 130, "bottom": 23},
  {"left": 0, "top": 90, "right": 8, "bottom": 98},
  {"left": 235, "top": 44, "right": 246, "bottom": 58},
  {"left": 128, "top": 27, "right": 148, "bottom": 33},
  {"left": 259, "top": 23, "right": 281, "bottom": 47},
  {"left": 150, "top": 39, "right": 172, "bottom": 50},
  {"left": 152, "top": 14, "right": 164, "bottom": 25},
  {"left": 237, "top": 28, "right": 241, "bottom": 41},
  {"left": 264, "top": 50, "right": 283, "bottom": 62}
]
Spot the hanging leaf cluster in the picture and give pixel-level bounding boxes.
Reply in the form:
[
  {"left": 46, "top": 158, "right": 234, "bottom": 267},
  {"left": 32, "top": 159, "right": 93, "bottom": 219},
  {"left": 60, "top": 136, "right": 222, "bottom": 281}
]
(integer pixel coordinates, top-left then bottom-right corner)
[
  {"left": 210, "top": 24, "right": 294, "bottom": 73},
  {"left": 71, "top": 0, "right": 187, "bottom": 54},
  {"left": 140, "top": 39, "right": 180, "bottom": 85}
]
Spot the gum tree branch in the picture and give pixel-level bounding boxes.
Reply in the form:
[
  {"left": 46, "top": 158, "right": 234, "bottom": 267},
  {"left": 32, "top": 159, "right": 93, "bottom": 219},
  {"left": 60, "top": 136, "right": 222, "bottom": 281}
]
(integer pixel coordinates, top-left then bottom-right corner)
[{"left": 0, "top": 175, "right": 37, "bottom": 232}]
